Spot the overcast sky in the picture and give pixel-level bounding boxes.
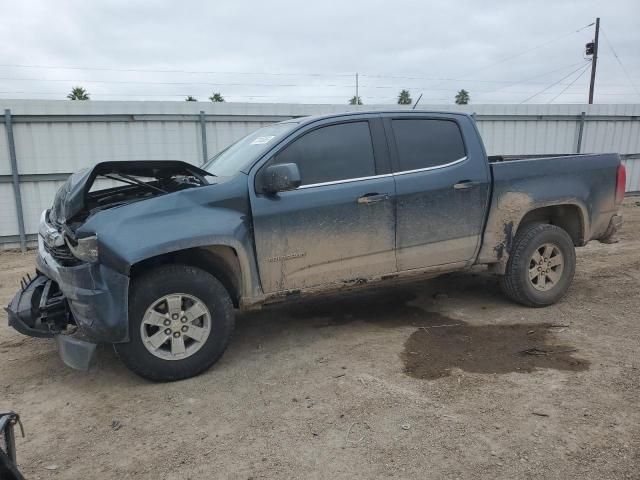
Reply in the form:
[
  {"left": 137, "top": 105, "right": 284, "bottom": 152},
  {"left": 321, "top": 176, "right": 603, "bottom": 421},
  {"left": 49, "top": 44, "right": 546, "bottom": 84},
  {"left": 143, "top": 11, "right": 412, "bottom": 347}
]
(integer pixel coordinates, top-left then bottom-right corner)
[{"left": 0, "top": 0, "right": 638, "bottom": 105}]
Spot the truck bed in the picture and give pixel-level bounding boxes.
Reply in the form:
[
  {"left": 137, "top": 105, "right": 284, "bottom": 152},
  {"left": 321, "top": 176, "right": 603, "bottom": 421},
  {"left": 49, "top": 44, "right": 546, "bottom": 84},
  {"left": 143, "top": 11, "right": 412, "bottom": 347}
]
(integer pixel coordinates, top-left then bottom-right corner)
[{"left": 476, "top": 153, "right": 621, "bottom": 265}]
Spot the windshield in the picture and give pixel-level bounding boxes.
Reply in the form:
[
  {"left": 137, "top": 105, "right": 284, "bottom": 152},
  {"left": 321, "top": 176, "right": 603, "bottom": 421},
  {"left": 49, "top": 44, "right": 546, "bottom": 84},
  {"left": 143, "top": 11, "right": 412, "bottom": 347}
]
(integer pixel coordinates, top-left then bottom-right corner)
[{"left": 203, "top": 122, "right": 299, "bottom": 176}]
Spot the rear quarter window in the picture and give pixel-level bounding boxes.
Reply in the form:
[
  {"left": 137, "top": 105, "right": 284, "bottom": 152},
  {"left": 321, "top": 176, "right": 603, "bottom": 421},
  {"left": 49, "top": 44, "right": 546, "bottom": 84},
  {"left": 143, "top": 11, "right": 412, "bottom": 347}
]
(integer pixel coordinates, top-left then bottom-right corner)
[{"left": 391, "top": 119, "right": 466, "bottom": 171}]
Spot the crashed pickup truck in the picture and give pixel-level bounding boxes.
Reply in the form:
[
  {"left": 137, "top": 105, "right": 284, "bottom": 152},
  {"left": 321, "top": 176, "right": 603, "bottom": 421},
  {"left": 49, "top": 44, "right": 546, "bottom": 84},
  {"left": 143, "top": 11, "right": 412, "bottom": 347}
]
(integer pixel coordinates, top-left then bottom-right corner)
[{"left": 7, "top": 111, "right": 625, "bottom": 381}]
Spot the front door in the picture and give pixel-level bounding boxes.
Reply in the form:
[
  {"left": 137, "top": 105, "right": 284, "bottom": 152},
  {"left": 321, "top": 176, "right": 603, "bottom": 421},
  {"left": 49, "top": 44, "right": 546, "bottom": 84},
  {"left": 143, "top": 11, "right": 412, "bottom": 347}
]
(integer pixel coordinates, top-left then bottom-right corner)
[{"left": 251, "top": 119, "right": 396, "bottom": 293}]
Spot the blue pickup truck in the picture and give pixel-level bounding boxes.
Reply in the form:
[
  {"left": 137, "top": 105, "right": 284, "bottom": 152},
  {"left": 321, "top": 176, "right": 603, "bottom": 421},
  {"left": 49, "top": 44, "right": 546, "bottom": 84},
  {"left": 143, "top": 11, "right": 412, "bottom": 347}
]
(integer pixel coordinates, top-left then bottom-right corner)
[{"left": 6, "top": 110, "right": 625, "bottom": 381}]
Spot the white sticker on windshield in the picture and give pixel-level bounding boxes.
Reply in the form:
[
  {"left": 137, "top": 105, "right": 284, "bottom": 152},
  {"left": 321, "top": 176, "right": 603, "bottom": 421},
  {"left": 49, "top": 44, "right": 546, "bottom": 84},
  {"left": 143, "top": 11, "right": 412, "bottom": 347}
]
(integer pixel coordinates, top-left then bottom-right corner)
[{"left": 250, "top": 135, "right": 276, "bottom": 145}]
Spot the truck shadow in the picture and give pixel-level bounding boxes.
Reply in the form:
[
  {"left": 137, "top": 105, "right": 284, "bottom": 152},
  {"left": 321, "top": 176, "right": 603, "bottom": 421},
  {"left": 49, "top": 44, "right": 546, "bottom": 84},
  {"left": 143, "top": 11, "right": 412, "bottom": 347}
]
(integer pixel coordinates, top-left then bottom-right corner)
[{"left": 236, "top": 272, "right": 589, "bottom": 379}]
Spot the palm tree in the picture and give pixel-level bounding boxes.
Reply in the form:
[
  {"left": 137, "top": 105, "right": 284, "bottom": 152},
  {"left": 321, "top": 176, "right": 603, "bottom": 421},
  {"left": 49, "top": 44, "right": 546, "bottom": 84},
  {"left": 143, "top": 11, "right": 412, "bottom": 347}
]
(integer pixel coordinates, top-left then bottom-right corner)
[
  {"left": 209, "top": 92, "right": 225, "bottom": 102},
  {"left": 67, "top": 86, "right": 90, "bottom": 100},
  {"left": 185, "top": 96, "right": 198, "bottom": 102},
  {"left": 397, "top": 89, "right": 412, "bottom": 105},
  {"left": 348, "top": 96, "right": 363, "bottom": 105},
  {"left": 455, "top": 89, "right": 470, "bottom": 105}
]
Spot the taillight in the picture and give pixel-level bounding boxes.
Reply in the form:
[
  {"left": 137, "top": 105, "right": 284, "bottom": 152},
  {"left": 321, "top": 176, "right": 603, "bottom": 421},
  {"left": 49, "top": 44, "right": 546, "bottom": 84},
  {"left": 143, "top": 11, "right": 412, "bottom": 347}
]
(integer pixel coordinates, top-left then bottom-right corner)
[{"left": 615, "top": 164, "right": 626, "bottom": 204}]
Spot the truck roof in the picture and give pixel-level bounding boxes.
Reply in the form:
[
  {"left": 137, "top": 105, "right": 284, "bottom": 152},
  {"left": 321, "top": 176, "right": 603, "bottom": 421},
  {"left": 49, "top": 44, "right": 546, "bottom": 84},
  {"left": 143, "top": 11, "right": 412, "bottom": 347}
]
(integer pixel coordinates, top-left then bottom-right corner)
[{"left": 283, "top": 110, "right": 473, "bottom": 126}]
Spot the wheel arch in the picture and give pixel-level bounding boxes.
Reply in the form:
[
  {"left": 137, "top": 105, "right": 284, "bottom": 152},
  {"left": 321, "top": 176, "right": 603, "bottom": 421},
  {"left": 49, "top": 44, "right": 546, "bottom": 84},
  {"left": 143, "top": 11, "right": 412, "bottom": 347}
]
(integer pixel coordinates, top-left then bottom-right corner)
[
  {"left": 516, "top": 203, "right": 586, "bottom": 246},
  {"left": 129, "top": 245, "right": 243, "bottom": 307},
  {"left": 483, "top": 201, "right": 587, "bottom": 274}
]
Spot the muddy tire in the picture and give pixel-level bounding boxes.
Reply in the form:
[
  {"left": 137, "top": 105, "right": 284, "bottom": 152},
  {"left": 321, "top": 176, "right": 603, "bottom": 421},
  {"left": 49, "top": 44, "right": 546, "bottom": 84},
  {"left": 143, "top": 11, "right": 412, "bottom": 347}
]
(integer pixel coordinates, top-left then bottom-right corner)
[
  {"left": 500, "top": 223, "right": 576, "bottom": 307},
  {"left": 114, "top": 265, "right": 234, "bottom": 381}
]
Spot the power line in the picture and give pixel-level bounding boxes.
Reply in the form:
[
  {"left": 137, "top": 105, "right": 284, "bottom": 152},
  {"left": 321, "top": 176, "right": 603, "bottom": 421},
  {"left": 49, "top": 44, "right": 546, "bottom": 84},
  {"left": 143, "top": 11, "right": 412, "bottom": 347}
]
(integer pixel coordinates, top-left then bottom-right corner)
[
  {"left": 425, "top": 22, "right": 596, "bottom": 94},
  {"left": 462, "top": 22, "right": 595, "bottom": 78},
  {"left": 0, "top": 61, "right": 600, "bottom": 85},
  {"left": 0, "top": 77, "right": 353, "bottom": 88},
  {"left": 0, "top": 90, "right": 455, "bottom": 101},
  {"left": 0, "top": 23, "right": 608, "bottom": 91},
  {"left": 1, "top": 87, "right": 632, "bottom": 101},
  {"left": 547, "top": 63, "right": 591, "bottom": 103},
  {"left": 0, "top": 63, "right": 354, "bottom": 78},
  {"left": 600, "top": 28, "right": 640, "bottom": 97},
  {"left": 0, "top": 91, "right": 622, "bottom": 104},
  {"left": 520, "top": 62, "right": 595, "bottom": 103},
  {"left": 476, "top": 60, "right": 590, "bottom": 96},
  {"left": 0, "top": 73, "right": 635, "bottom": 93},
  {"left": 0, "top": 69, "right": 634, "bottom": 89}
]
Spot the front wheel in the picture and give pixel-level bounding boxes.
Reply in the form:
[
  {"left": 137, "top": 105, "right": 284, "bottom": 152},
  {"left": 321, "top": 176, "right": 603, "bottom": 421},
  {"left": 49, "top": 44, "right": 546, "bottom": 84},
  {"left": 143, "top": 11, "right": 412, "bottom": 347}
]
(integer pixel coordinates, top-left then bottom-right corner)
[
  {"left": 500, "top": 223, "right": 576, "bottom": 307},
  {"left": 114, "top": 265, "right": 234, "bottom": 381}
]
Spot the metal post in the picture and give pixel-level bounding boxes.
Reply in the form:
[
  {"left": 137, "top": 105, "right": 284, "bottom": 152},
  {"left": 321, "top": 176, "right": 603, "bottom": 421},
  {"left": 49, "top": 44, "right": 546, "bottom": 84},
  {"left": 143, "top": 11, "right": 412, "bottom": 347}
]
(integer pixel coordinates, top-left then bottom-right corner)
[
  {"left": 4, "top": 109, "right": 26, "bottom": 252},
  {"left": 576, "top": 111, "right": 586, "bottom": 153},
  {"left": 199, "top": 110, "right": 208, "bottom": 164}
]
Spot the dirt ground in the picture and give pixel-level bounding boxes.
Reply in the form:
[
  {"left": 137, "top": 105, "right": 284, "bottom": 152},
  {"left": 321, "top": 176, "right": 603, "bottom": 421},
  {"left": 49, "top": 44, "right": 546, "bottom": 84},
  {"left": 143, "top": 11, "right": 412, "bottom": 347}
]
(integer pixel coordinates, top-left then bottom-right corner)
[{"left": 1, "top": 199, "right": 639, "bottom": 480}]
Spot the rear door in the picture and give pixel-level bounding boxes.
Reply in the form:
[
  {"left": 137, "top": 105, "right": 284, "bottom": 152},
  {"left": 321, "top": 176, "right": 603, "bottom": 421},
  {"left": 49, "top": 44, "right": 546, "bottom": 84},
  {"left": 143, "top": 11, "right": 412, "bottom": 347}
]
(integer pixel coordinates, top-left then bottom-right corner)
[
  {"left": 250, "top": 117, "right": 397, "bottom": 293},
  {"left": 384, "top": 114, "right": 491, "bottom": 271}
]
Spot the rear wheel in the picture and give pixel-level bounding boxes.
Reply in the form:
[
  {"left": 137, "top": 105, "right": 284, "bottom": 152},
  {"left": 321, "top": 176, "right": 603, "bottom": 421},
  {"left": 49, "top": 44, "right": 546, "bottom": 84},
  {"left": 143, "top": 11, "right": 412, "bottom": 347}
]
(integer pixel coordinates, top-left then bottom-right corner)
[
  {"left": 500, "top": 223, "right": 576, "bottom": 307},
  {"left": 114, "top": 265, "right": 234, "bottom": 381}
]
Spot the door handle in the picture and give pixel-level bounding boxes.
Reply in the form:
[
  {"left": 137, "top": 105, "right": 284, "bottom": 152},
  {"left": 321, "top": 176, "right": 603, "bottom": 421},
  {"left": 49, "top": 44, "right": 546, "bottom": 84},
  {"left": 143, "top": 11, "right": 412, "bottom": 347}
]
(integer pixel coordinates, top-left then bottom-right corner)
[
  {"left": 453, "top": 180, "right": 480, "bottom": 190},
  {"left": 357, "top": 193, "right": 389, "bottom": 204}
]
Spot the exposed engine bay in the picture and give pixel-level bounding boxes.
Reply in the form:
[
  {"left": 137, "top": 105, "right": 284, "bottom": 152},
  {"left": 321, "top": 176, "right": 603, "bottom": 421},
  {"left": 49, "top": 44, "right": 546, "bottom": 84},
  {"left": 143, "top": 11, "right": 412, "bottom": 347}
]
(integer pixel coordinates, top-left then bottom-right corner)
[
  {"left": 49, "top": 161, "right": 212, "bottom": 229},
  {"left": 39, "top": 161, "right": 213, "bottom": 266},
  {"left": 83, "top": 172, "right": 200, "bottom": 215}
]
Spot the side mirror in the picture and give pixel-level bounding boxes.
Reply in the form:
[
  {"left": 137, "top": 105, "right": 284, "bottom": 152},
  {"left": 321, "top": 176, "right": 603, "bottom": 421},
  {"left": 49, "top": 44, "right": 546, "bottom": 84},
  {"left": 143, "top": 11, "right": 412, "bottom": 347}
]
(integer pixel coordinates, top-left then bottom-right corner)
[{"left": 260, "top": 163, "right": 301, "bottom": 194}]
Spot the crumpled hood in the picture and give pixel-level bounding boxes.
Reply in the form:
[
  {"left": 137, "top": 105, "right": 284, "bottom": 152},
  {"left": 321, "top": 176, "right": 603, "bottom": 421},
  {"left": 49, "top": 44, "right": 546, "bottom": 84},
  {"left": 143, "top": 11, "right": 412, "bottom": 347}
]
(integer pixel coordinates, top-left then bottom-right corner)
[
  {"left": 49, "top": 160, "right": 211, "bottom": 225},
  {"left": 49, "top": 167, "right": 93, "bottom": 225}
]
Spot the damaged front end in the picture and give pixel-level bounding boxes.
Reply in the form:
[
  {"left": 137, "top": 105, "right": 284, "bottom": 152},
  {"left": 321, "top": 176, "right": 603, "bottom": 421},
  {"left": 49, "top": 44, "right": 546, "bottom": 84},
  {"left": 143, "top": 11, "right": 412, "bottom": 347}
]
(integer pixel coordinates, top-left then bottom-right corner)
[
  {"left": 7, "top": 274, "right": 69, "bottom": 338},
  {"left": 50, "top": 160, "right": 212, "bottom": 228},
  {"left": 6, "top": 274, "right": 97, "bottom": 370},
  {"left": 6, "top": 161, "right": 212, "bottom": 370}
]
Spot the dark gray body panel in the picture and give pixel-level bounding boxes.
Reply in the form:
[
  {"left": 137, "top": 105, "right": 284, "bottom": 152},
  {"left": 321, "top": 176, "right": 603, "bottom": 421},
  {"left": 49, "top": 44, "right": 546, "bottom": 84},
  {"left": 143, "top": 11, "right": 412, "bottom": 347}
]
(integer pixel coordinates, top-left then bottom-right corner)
[
  {"left": 477, "top": 153, "right": 620, "bottom": 265},
  {"left": 249, "top": 114, "right": 397, "bottom": 293},
  {"left": 39, "top": 174, "right": 261, "bottom": 343},
  {"left": 78, "top": 175, "right": 256, "bottom": 284},
  {"left": 380, "top": 112, "right": 492, "bottom": 270},
  {"left": 252, "top": 175, "right": 397, "bottom": 292},
  {"left": 10, "top": 110, "right": 622, "bottom": 347}
]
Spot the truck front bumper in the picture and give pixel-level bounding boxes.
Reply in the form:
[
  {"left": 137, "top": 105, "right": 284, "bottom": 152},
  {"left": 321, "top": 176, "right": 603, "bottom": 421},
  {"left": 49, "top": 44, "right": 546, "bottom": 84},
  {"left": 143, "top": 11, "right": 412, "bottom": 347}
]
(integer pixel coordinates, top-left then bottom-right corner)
[
  {"left": 33, "top": 229, "right": 130, "bottom": 343},
  {"left": 5, "top": 229, "right": 130, "bottom": 369},
  {"left": 6, "top": 274, "right": 98, "bottom": 370}
]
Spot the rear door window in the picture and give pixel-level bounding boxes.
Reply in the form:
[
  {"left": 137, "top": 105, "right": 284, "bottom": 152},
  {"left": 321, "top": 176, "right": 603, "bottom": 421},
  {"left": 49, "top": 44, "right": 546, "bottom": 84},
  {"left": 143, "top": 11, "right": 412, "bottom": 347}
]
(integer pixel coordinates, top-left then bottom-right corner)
[
  {"left": 391, "top": 119, "right": 466, "bottom": 172},
  {"left": 271, "top": 121, "right": 376, "bottom": 186}
]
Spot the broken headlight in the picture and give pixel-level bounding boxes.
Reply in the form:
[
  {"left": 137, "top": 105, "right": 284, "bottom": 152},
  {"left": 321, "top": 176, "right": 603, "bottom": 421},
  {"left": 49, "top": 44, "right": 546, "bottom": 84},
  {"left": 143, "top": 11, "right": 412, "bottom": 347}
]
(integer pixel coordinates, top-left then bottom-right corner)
[{"left": 66, "top": 234, "right": 99, "bottom": 263}]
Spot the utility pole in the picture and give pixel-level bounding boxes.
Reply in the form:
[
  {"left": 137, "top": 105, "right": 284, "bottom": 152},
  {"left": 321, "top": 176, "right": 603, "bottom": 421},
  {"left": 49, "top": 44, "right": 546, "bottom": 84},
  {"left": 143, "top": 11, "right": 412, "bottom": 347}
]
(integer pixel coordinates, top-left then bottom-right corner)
[
  {"left": 588, "top": 17, "right": 600, "bottom": 104},
  {"left": 355, "top": 72, "right": 359, "bottom": 105}
]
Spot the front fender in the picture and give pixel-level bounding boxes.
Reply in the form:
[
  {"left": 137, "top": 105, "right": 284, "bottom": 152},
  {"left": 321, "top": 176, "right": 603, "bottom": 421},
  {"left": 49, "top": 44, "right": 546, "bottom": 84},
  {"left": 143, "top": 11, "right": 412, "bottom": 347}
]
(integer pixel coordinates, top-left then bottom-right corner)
[{"left": 78, "top": 179, "right": 263, "bottom": 301}]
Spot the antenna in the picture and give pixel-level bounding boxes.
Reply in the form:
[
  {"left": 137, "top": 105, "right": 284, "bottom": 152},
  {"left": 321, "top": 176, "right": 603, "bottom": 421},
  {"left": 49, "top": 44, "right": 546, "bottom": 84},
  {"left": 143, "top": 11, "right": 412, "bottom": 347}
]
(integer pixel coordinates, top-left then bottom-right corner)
[{"left": 412, "top": 93, "right": 423, "bottom": 110}]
